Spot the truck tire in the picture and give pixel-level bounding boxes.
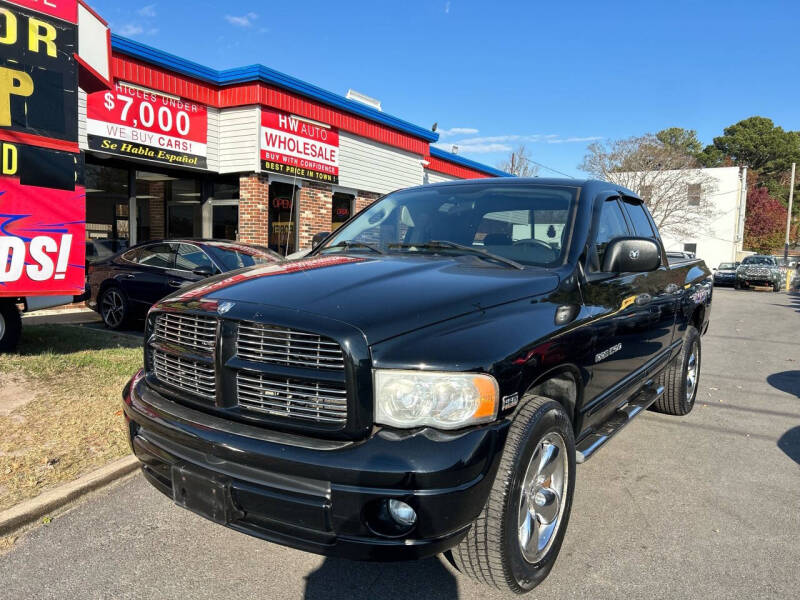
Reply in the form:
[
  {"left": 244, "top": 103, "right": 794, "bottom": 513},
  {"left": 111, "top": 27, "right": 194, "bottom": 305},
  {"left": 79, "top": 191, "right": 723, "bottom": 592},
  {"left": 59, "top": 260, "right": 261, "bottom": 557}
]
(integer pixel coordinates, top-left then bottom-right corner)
[
  {"left": 652, "top": 325, "right": 700, "bottom": 416},
  {"left": 449, "top": 396, "right": 575, "bottom": 594},
  {"left": 773, "top": 281, "right": 781, "bottom": 292},
  {"left": 99, "top": 286, "right": 130, "bottom": 330},
  {"left": 0, "top": 300, "right": 22, "bottom": 353}
]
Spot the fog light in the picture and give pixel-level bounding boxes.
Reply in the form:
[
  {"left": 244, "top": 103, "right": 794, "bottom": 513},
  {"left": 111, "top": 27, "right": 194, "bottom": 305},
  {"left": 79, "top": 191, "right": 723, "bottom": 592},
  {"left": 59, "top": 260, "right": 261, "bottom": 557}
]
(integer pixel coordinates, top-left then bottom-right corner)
[{"left": 387, "top": 499, "right": 417, "bottom": 527}]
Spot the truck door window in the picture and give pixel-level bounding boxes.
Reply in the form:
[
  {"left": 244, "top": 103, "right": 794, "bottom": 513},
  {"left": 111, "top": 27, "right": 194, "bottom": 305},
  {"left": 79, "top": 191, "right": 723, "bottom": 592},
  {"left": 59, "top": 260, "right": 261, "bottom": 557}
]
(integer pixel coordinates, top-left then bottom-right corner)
[
  {"left": 594, "top": 199, "right": 630, "bottom": 268},
  {"left": 621, "top": 199, "right": 655, "bottom": 238}
]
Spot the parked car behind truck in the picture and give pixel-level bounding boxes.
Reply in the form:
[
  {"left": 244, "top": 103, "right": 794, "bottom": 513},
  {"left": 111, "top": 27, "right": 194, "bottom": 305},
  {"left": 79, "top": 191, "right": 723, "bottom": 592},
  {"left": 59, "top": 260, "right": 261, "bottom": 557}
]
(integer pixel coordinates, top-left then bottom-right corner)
[
  {"left": 123, "top": 179, "right": 712, "bottom": 594},
  {"left": 88, "top": 240, "right": 280, "bottom": 329},
  {"left": 735, "top": 255, "right": 783, "bottom": 291}
]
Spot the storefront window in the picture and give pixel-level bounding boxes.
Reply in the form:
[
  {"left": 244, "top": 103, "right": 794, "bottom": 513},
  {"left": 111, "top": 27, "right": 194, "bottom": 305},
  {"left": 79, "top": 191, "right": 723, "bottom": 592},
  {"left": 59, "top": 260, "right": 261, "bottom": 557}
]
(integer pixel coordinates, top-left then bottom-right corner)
[
  {"left": 332, "top": 192, "right": 354, "bottom": 231},
  {"left": 135, "top": 170, "right": 171, "bottom": 242},
  {"left": 85, "top": 162, "right": 130, "bottom": 263},
  {"left": 269, "top": 182, "right": 298, "bottom": 256},
  {"left": 211, "top": 177, "right": 239, "bottom": 240},
  {"left": 168, "top": 178, "right": 203, "bottom": 238}
]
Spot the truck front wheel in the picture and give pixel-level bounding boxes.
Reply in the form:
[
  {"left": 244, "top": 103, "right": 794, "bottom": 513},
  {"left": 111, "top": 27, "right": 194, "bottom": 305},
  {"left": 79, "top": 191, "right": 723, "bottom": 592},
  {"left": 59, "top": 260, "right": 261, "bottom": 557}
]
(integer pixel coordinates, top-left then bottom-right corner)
[
  {"left": 0, "top": 300, "right": 22, "bottom": 353},
  {"left": 449, "top": 396, "right": 575, "bottom": 594}
]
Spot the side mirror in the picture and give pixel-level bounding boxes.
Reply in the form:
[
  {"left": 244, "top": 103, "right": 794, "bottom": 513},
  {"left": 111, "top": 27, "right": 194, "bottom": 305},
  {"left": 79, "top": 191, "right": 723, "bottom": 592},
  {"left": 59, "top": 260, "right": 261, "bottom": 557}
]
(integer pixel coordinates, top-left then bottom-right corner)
[
  {"left": 312, "top": 231, "right": 331, "bottom": 249},
  {"left": 192, "top": 264, "right": 215, "bottom": 277},
  {"left": 602, "top": 237, "right": 661, "bottom": 274}
]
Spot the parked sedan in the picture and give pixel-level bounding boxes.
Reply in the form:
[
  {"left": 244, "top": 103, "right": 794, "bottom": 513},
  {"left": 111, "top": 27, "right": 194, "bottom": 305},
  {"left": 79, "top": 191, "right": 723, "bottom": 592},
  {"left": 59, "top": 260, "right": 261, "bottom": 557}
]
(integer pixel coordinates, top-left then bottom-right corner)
[
  {"left": 87, "top": 239, "right": 281, "bottom": 329},
  {"left": 713, "top": 262, "right": 738, "bottom": 286}
]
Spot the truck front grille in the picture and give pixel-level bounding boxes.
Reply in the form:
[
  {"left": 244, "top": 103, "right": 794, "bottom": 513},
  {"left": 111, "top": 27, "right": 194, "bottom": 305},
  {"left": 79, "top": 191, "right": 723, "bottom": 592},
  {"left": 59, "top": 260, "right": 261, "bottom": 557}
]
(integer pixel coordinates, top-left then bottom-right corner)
[
  {"left": 154, "top": 313, "right": 217, "bottom": 352},
  {"left": 152, "top": 348, "right": 216, "bottom": 401},
  {"left": 236, "top": 322, "right": 344, "bottom": 370},
  {"left": 237, "top": 370, "right": 348, "bottom": 424}
]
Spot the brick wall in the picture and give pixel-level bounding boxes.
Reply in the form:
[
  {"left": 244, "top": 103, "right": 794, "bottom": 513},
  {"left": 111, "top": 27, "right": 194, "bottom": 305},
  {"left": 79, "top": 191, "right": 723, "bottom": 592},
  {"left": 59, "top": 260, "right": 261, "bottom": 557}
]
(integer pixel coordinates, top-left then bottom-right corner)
[
  {"left": 238, "top": 174, "right": 270, "bottom": 246},
  {"left": 298, "top": 182, "right": 333, "bottom": 249},
  {"left": 356, "top": 190, "right": 381, "bottom": 213}
]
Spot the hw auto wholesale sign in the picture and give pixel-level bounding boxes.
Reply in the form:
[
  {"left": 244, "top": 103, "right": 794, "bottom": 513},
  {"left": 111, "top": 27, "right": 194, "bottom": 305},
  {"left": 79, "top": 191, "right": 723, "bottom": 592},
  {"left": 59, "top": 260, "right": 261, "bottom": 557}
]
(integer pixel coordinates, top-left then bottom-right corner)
[
  {"left": 261, "top": 109, "right": 339, "bottom": 183},
  {"left": 87, "top": 82, "right": 208, "bottom": 168},
  {"left": 0, "top": 0, "right": 86, "bottom": 295}
]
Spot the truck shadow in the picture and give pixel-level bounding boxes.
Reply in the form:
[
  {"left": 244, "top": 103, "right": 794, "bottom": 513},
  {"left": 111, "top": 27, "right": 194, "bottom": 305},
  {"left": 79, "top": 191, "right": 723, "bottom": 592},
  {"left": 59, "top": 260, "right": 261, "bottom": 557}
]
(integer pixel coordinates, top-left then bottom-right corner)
[
  {"left": 778, "top": 426, "right": 800, "bottom": 466},
  {"left": 303, "top": 555, "right": 459, "bottom": 599},
  {"left": 767, "top": 370, "right": 800, "bottom": 399}
]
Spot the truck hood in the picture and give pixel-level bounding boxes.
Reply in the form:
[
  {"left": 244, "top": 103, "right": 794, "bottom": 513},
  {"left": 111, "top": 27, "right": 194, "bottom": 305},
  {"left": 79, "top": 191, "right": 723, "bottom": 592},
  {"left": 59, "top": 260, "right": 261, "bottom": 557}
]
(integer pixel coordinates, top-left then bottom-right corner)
[{"left": 169, "top": 254, "right": 560, "bottom": 344}]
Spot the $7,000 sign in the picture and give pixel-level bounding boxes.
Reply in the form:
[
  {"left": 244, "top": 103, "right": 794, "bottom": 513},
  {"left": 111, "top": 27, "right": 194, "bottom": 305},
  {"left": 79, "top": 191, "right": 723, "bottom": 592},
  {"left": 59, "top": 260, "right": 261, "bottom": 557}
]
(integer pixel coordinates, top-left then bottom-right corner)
[{"left": 87, "top": 83, "right": 208, "bottom": 169}]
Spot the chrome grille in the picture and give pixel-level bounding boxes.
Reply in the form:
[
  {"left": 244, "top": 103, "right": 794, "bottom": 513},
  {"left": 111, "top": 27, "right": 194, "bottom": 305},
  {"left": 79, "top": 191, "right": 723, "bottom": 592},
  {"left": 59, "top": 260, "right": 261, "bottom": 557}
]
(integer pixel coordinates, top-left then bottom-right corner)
[
  {"left": 152, "top": 348, "right": 216, "bottom": 401},
  {"left": 237, "top": 370, "right": 347, "bottom": 424},
  {"left": 237, "top": 323, "right": 344, "bottom": 369},
  {"left": 154, "top": 313, "right": 217, "bottom": 353}
]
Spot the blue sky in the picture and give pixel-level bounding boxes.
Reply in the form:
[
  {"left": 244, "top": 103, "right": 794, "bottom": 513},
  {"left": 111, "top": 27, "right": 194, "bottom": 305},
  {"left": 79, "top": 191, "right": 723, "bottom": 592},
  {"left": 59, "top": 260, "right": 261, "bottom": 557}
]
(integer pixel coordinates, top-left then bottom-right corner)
[{"left": 91, "top": 0, "right": 800, "bottom": 177}]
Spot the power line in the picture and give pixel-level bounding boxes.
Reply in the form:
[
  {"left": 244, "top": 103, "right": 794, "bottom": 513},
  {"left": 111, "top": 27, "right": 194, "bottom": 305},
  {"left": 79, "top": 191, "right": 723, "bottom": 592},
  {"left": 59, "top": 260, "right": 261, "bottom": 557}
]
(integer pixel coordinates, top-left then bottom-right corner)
[{"left": 516, "top": 155, "right": 576, "bottom": 179}]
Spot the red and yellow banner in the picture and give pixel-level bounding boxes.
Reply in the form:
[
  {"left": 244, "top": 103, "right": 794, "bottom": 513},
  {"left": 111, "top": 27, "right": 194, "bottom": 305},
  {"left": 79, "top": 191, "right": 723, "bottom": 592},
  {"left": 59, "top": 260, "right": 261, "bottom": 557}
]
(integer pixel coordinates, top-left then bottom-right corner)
[
  {"left": 87, "top": 82, "right": 209, "bottom": 168},
  {"left": 260, "top": 109, "right": 339, "bottom": 183}
]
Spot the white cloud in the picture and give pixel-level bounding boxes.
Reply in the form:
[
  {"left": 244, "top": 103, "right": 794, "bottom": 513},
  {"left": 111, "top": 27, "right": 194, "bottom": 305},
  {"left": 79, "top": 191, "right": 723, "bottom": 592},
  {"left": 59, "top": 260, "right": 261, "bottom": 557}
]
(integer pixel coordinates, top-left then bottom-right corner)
[
  {"left": 546, "top": 136, "right": 603, "bottom": 144},
  {"left": 437, "top": 127, "right": 479, "bottom": 138},
  {"left": 118, "top": 23, "right": 144, "bottom": 36},
  {"left": 137, "top": 4, "right": 156, "bottom": 17},
  {"left": 225, "top": 12, "right": 258, "bottom": 27},
  {"left": 434, "top": 142, "right": 513, "bottom": 154},
  {"left": 445, "top": 1, "right": 451, "bottom": 14}
]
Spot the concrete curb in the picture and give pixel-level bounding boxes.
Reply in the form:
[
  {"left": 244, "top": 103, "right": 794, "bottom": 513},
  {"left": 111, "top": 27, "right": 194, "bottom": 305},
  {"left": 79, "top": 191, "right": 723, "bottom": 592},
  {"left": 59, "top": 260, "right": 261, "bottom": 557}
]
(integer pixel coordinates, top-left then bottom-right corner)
[{"left": 0, "top": 455, "right": 139, "bottom": 536}]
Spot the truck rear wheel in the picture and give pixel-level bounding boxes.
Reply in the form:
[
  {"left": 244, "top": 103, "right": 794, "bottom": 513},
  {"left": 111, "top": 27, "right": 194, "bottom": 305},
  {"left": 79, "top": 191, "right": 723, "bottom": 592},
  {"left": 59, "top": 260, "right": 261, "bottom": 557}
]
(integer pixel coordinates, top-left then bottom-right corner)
[
  {"left": 0, "top": 300, "right": 22, "bottom": 353},
  {"left": 652, "top": 325, "right": 700, "bottom": 416},
  {"left": 449, "top": 396, "right": 575, "bottom": 594}
]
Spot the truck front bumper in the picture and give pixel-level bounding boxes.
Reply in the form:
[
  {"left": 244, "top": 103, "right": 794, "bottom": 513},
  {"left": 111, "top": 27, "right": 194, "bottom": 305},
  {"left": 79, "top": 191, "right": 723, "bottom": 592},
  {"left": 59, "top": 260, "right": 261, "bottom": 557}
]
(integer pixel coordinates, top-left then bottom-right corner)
[{"left": 123, "top": 371, "right": 509, "bottom": 561}]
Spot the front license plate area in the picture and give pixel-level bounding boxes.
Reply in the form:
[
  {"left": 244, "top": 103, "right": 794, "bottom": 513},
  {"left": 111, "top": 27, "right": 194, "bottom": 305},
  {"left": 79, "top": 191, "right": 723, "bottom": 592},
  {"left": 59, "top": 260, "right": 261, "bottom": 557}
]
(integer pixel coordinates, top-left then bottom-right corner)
[{"left": 171, "top": 464, "right": 234, "bottom": 524}]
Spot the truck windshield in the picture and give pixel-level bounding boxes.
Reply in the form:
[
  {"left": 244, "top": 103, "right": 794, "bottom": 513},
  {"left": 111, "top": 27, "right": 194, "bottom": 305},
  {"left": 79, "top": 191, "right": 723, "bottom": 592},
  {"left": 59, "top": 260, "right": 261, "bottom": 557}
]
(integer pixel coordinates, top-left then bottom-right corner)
[{"left": 319, "top": 183, "right": 578, "bottom": 267}]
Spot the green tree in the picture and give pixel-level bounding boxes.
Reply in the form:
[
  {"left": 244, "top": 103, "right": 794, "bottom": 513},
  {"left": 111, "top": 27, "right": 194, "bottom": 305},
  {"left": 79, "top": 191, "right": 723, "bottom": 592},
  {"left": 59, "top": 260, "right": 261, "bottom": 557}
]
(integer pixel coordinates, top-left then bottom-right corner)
[
  {"left": 656, "top": 128, "right": 703, "bottom": 157},
  {"left": 704, "top": 116, "right": 800, "bottom": 178}
]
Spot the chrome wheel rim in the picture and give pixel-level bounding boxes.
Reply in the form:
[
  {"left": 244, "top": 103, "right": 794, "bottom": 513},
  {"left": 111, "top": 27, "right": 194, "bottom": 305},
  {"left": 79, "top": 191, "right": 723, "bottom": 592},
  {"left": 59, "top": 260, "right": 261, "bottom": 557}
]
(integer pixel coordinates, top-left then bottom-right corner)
[
  {"left": 0, "top": 312, "right": 5, "bottom": 340},
  {"left": 101, "top": 290, "right": 124, "bottom": 328},
  {"left": 518, "top": 431, "right": 568, "bottom": 563},
  {"left": 686, "top": 342, "right": 699, "bottom": 403}
]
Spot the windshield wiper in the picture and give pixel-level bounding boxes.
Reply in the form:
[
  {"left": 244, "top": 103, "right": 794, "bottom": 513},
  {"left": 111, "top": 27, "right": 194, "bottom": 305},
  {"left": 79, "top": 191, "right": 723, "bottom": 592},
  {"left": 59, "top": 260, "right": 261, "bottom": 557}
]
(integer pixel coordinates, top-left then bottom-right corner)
[
  {"left": 389, "top": 240, "right": 524, "bottom": 270},
  {"left": 324, "top": 240, "right": 385, "bottom": 255}
]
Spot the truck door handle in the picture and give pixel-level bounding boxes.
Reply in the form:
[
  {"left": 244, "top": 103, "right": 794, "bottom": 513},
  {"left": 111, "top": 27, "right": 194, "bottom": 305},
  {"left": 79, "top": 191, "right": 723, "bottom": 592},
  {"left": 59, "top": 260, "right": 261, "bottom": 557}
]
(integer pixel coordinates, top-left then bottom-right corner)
[
  {"left": 168, "top": 280, "right": 183, "bottom": 287},
  {"left": 124, "top": 274, "right": 136, "bottom": 279}
]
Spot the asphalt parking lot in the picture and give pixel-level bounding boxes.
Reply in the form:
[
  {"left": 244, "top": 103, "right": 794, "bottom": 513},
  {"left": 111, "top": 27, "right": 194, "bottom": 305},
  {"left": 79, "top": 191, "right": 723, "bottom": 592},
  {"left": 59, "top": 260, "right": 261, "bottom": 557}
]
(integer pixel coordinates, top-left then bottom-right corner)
[{"left": 2, "top": 287, "right": 799, "bottom": 599}]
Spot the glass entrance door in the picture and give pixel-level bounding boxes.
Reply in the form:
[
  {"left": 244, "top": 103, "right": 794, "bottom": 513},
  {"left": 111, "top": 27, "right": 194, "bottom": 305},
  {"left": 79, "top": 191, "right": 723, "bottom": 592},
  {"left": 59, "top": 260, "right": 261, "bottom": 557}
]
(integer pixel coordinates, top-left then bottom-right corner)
[{"left": 269, "top": 182, "right": 298, "bottom": 255}]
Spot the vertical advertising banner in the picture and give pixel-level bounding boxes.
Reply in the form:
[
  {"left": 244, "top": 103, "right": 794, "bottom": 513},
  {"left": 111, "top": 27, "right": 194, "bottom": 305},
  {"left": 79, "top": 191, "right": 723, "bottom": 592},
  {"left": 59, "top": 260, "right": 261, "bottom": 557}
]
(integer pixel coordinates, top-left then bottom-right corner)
[
  {"left": 0, "top": 0, "right": 86, "bottom": 296},
  {"left": 261, "top": 109, "right": 339, "bottom": 183},
  {"left": 87, "top": 83, "right": 209, "bottom": 169}
]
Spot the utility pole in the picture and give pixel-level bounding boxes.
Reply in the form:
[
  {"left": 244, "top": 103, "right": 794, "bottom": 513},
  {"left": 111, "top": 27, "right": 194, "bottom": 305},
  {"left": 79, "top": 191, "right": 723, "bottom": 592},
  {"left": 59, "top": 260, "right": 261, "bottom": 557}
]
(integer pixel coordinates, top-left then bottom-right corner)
[{"left": 785, "top": 162, "right": 795, "bottom": 263}]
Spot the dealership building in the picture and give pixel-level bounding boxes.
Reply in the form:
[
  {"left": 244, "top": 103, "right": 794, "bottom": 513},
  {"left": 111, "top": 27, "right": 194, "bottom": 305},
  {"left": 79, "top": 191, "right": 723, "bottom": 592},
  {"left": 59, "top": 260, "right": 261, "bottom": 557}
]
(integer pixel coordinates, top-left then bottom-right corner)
[{"left": 81, "top": 35, "right": 508, "bottom": 256}]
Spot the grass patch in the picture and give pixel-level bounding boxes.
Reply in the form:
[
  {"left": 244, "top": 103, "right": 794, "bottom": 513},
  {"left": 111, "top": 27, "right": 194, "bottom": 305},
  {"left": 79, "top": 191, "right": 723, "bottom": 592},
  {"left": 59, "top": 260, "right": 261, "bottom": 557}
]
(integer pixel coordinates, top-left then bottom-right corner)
[{"left": 0, "top": 325, "right": 142, "bottom": 512}]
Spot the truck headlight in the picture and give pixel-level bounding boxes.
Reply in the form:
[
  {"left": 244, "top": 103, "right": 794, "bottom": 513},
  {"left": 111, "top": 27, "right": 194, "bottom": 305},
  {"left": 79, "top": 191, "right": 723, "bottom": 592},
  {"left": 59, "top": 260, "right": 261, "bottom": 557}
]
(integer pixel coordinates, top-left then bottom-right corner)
[{"left": 374, "top": 369, "right": 499, "bottom": 429}]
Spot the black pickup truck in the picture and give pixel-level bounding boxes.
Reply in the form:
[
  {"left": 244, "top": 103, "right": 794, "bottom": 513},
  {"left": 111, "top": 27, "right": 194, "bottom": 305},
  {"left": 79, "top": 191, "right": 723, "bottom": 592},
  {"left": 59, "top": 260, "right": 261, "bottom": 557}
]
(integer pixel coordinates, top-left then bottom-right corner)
[{"left": 122, "top": 178, "right": 712, "bottom": 594}]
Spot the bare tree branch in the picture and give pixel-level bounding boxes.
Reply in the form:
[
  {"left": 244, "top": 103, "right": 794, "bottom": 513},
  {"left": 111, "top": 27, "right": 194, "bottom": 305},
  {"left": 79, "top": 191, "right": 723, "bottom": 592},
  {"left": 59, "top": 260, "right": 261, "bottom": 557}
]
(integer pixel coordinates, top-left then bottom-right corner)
[
  {"left": 497, "top": 144, "right": 539, "bottom": 177},
  {"left": 581, "top": 134, "right": 720, "bottom": 239}
]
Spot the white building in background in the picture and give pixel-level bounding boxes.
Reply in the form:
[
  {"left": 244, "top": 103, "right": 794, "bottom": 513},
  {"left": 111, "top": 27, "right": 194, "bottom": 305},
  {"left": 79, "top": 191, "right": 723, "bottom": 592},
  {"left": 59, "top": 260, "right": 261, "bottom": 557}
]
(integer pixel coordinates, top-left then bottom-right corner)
[{"left": 630, "top": 166, "right": 748, "bottom": 269}]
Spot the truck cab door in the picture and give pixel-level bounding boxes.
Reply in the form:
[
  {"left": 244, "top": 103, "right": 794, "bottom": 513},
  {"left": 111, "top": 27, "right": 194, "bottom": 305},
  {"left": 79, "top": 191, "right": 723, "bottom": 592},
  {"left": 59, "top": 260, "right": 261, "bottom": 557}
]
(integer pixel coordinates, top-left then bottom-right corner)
[{"left": 580, "top": 196, "right": 664, "bottom": 429}]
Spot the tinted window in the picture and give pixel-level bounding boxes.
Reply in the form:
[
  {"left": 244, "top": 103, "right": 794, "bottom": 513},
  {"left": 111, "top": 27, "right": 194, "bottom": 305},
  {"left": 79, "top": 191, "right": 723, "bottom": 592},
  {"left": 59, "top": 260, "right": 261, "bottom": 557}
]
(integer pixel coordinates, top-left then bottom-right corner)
[
  {"left": 622, "top": 199, "right": 655, "bottom": 237},
  {"left": 595, "top": 198, "right": 630, "bottom": 265},
  {"left": 120, "top": 248, "right": 140, "bottom": 263},
  {"left": 321, "top": 183, "right": 578, "bottom": 267},
  {"left": 137, "top": 243, "right": 175, "bottom": 269},
  {"left": 175, "top": 244, "right": 214, "bottom": 271},
  {"left": 204, "top": 243, "right": 278, "bottom": 271}
]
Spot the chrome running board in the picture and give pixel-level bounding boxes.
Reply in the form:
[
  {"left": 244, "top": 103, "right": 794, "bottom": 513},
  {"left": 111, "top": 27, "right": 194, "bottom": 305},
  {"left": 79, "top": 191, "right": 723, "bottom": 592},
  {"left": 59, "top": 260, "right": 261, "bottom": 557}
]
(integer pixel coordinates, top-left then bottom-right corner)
[{"left": 575, "top": 384, "right": 665, "bottom": 463}]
